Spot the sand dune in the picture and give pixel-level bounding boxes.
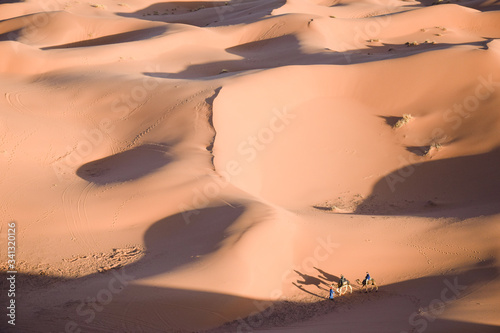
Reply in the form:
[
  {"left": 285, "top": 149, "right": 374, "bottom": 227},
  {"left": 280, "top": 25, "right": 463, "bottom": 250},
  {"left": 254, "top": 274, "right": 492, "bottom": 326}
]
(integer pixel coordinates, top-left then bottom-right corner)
[{"left": 1, "top": 0, "right": 500, "bottom": 332}]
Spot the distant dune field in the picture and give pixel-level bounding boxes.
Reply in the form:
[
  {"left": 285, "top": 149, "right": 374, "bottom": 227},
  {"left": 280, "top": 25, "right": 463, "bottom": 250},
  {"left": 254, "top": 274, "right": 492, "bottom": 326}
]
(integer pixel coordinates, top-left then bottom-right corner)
[{"left": 1, "top": 0, "right": 500, "bottom": 332}]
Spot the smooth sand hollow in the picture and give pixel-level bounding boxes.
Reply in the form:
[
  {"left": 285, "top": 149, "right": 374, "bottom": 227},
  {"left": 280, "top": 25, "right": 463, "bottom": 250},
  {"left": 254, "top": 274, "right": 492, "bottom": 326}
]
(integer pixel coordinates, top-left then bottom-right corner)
[{"left": 1, "top": 0, "right": 500, "bottom": 332}]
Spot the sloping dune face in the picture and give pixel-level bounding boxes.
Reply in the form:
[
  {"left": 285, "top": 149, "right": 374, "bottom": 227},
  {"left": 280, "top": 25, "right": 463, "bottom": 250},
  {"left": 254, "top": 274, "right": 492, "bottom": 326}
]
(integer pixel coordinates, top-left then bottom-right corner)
[
  {"left": 1, "top": 0, "right": 500, "bottom": 332},
  {"left": 213, "top": 46, "right": 500, "bottom": 210}
]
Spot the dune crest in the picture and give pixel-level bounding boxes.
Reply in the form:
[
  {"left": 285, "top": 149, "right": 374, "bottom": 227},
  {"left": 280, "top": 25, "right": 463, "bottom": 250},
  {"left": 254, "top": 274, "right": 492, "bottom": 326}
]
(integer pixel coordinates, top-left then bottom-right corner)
[{"left": 1, "top": 0, "right": 500, "bottom": 332}]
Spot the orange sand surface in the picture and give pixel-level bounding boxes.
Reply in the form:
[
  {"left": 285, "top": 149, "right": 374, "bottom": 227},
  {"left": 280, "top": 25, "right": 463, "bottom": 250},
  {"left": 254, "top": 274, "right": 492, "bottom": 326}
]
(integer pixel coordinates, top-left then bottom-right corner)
[{"left": 1, "top": 0, "right": 500, "bottom": 332}]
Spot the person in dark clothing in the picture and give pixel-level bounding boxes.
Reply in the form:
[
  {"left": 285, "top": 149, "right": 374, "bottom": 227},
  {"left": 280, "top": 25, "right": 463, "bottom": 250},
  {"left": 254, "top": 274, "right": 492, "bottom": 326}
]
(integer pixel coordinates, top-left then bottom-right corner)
[{"left": 339, "top": 274, "right": 347, "bottom": 287}]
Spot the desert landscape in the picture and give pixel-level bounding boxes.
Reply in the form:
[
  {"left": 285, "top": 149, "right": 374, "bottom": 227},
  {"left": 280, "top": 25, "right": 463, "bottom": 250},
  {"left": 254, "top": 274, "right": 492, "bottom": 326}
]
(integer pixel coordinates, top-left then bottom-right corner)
[{"left": 1, "top": 0, "right": 500, "bottom": 332}]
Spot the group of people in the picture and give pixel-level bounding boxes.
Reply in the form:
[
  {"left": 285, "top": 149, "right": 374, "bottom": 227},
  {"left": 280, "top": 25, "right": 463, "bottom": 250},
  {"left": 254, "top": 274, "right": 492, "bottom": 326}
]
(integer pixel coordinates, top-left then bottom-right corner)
[{"left": 328, "top": 272, "right": 371, "bottom": 300}]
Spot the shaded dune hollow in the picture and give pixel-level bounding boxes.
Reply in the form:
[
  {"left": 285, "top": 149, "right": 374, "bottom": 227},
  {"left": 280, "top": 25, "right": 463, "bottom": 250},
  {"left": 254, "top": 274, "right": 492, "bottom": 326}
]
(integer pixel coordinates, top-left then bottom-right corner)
[{"left": 1, "top": 0, "right": 500, "bottom": 333}]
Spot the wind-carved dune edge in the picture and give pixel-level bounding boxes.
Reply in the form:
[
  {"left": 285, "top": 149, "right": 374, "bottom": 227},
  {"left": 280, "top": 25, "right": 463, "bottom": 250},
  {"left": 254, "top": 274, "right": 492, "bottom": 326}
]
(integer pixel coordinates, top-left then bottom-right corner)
[{"left": 1, "top": 0, "right": 500, "bottom": 332}]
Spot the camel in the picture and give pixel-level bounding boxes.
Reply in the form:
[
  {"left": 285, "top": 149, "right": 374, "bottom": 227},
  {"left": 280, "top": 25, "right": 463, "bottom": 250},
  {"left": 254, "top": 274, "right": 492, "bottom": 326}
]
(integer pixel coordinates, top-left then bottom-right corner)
[
  {"left": 336, "top": 280, "right": 353, "bottom": 295},
  {"left": 356, "top": 278, "right": 379, "bottom": 292}
]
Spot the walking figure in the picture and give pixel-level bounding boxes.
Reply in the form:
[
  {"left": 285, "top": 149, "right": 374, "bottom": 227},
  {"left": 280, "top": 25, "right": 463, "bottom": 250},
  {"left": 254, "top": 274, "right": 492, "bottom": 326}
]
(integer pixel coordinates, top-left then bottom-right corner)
[{"left": 329, "top": 284, "right": 335, "bottom": 300}]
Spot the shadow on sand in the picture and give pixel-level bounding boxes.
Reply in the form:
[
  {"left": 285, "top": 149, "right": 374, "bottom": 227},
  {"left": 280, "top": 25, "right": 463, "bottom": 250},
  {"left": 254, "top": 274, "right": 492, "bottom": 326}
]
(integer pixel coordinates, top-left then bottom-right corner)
[
  {"left": 2, "top": 207, "right": 499, "bottom": 332},
  {"left": 353, "top": 148, "right": 500, "bottom": 218},
  {"left": 116, "top": 0, "right": 287, "bottom": 27},
  {"left": 76, "top": 144, "right": 175, "bottom": 185},
  {"left": 144, "top": 38, "right": 492, "bottom": 80}
]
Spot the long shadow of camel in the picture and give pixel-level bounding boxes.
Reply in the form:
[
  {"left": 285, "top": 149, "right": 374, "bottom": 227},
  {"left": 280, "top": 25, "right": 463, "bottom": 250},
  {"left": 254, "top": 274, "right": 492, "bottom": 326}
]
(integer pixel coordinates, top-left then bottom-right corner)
[
  {"left": 3, "top": 206, "right": 500, "bottom": 332},
  {"left": 224, "top": 259, "right": 499, "bottom": 332},
  {"left": 314, "top": 267, "right": 340, "bottom": 284}
]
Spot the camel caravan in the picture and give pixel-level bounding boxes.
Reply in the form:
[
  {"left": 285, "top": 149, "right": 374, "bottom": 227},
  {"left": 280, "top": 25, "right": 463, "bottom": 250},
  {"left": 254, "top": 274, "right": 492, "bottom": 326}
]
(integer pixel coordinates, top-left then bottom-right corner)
[{"left": 328, "top": 272, "right": 378, "bottom": 299}]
